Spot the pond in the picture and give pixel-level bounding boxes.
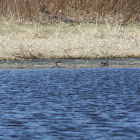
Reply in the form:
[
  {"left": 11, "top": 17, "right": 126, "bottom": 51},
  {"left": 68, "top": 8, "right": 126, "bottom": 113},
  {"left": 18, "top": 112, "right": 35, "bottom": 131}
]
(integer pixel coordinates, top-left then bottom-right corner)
[{"left": 0, "top": 67, "right": 140, "bottom": 139}]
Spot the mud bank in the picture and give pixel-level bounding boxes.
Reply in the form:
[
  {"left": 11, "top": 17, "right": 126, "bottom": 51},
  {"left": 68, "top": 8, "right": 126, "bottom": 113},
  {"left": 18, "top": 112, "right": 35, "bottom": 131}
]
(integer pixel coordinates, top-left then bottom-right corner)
[{"left": 0, "top": 58, "right": 140, "bottom": 69}]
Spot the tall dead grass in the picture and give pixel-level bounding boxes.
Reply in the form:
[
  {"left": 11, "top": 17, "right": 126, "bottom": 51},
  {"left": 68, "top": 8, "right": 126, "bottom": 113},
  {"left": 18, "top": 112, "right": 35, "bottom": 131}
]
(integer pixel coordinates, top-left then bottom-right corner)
[
  {"left": 0, "top": 1, "right": 140, "bottom": 60},
  {"left": 0, "top": 23, "right": 140, "bottom": 60},
  {"left": 0, "top": 0, "right": 140, "bottom": 24}
]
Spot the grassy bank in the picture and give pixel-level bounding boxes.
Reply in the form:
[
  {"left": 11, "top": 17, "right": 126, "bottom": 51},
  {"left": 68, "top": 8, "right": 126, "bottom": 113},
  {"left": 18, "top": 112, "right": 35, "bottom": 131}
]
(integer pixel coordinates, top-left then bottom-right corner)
[
  {"left": 0, "top": 0, "right": 139, "bottom": 60},
  {"left": 0, "top": 22, "right": 140, "bottom": 60}
]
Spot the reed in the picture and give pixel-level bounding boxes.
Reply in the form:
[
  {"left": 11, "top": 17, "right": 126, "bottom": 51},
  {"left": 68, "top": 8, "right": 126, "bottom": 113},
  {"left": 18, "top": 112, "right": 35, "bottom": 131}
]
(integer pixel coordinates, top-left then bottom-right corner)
[
  {"left": 0, "top": 0, "right": 139, "bottom": 24},
  {"left": 0, "top": 1, "right": 139, "bottom": 60}
]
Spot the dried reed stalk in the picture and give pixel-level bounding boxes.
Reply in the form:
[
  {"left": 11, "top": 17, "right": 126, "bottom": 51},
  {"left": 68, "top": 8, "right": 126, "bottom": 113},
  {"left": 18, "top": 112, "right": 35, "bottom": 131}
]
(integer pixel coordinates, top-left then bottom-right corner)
[{"left": 0, "top": 0, "right": 139, "bottom": 24}]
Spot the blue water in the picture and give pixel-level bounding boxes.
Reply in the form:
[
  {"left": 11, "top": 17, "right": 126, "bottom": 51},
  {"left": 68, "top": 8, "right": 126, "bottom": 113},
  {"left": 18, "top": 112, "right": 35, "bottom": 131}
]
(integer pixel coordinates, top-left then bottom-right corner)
[{"left": 0, "top": 68, "right": 140, "bottom": 140}]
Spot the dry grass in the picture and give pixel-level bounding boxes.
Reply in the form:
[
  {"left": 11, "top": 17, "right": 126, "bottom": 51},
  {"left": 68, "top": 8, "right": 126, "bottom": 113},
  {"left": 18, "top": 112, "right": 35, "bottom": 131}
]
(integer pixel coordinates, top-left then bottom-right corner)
[
  {"left": 0, "top": 22, "right": 140, "bottom": 60},
  {"left": 0, "top": 0, "right": 139, "bottom": 60},
  {"left": 0, "top": 0, "right": 139, "bottom": 24}
]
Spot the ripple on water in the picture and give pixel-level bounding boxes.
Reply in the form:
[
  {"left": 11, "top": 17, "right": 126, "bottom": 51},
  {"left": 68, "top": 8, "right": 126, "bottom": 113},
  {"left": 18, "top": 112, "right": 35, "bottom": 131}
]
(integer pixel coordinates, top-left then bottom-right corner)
[{"left": 0, "top": 68, "right": 140, "bottom": 139}]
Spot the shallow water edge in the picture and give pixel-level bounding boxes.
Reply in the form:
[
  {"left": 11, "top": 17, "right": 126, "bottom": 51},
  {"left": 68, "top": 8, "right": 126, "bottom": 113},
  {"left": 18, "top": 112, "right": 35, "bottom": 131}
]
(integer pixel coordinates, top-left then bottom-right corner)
[{"left": 0, "top": 58, "right": 140, "bottom": 69}]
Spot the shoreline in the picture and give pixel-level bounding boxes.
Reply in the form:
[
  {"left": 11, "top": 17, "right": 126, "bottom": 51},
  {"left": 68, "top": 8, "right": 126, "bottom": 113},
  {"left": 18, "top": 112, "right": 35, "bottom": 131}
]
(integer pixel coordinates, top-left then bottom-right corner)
[{"left": 0, "top": 58, "right": 140, "bottom": 69}]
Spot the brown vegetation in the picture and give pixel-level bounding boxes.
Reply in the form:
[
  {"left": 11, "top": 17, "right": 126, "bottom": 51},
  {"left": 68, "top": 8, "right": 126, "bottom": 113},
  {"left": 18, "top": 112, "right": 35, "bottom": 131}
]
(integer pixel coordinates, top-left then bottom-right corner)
[
  {"left": 0, "top": 23, "right": 140, "bottom": 60},
  {"left": 0, "top": 0, "right": 140, "bottom": 24},
  {"left": 0, "top": 1, "right": 140, "bottom": 60}
]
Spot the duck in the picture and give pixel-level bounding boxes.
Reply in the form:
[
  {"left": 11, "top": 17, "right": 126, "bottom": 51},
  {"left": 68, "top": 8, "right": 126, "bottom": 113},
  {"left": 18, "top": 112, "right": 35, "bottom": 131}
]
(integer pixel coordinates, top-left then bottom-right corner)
[
  {"left": 100, "top": 61, "right": 109, "bottom": 67},
  {"left": 55, "top": 61, "right": 61, "bottom": 68}
]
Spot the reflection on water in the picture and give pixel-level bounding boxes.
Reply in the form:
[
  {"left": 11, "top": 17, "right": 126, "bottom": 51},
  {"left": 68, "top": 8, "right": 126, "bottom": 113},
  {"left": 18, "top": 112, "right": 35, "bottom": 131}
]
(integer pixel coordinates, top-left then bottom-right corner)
[{"left": 0, "top": 68, "right": 140, "bottom": 139}]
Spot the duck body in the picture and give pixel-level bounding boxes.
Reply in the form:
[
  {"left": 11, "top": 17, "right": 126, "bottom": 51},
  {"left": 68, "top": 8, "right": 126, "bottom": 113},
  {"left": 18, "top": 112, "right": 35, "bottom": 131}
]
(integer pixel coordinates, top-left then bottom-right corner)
[
  {"left": 55, "top": 61, "right": 61, "bottom": 68},
  {"left": 100, "top": 61, "right": 109, "bottom": 67}
]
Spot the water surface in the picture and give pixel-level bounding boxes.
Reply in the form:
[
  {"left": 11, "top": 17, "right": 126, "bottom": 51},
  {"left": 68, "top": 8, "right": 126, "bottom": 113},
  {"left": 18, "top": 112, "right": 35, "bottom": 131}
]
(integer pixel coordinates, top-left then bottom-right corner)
[
  {"left": 0, "top": 68, "right": 140, "bottom": 139},
  {"left": 0, "top": 58, "right": 140, "bottom": 69}
]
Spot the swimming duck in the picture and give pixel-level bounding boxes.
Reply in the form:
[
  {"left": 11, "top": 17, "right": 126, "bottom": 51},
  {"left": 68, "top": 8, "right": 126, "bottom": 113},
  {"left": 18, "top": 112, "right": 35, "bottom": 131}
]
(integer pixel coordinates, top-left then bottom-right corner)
[
  {"left": 55, "top": 61, "right": 61, "bottom": 68},
  {"left": 100, "top": 61, "right": 109, "bottom": 67}
]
